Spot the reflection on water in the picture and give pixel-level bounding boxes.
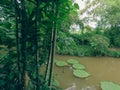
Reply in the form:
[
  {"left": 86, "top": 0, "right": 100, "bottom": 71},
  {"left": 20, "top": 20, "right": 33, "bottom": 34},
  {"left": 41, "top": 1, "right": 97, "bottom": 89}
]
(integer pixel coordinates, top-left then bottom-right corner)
[{"left": 54, "top": 55, "right": 120, "bottom": 90}]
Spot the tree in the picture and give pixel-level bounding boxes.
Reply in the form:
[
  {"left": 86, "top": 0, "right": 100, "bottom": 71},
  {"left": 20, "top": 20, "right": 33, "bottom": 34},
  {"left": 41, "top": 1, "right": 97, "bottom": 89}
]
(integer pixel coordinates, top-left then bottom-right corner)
[
  {"left": 0, "top": 0, "right": 79, "bottom": 90},
  {"left": 90, "top": 0, "right": 120, "bottom": 28}
]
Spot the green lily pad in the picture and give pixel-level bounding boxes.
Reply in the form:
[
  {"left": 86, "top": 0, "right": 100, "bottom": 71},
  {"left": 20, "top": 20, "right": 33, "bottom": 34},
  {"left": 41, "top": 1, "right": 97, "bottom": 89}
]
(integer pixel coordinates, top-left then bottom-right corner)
[
  {"left": 100, "top": 81, "right": 120, "bottom": 90},
  {"left": 67, "top": 59, "right": 79, "bottom": 64},
  {"left": 73, "top": 70, "right": 90, "bottom": 78},
  {"left": 55, "top": 60, "right": 68, "bottom": 67},
  {"left": 72, "top": 64, "right": 85, "bottom": 69}
]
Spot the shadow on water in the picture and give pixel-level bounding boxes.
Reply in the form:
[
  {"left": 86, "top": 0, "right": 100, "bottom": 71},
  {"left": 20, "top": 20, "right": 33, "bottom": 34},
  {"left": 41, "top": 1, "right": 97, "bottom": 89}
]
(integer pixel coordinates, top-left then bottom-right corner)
[{"left": 54, "top": 55, "right": 120, "bottom": 90}]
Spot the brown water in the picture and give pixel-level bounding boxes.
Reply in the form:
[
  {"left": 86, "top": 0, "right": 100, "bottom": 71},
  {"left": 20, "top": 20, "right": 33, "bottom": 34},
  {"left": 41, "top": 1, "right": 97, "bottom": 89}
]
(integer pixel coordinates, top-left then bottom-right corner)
[{"left": 54, "top": 55, "right": 120, "bottom": 90}]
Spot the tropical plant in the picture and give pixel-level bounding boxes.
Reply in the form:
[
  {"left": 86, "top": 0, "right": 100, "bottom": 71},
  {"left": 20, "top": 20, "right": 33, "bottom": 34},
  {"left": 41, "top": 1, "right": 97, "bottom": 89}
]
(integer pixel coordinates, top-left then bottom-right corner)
[
  {"left": 89, "top": 34, "right": 110, "bottom": 56},
  {"left": 113, "top": 35, "right": 120, "bottom": 47},
  {"left": 0, "top": 0, "right": 79, "bottom": 89}
]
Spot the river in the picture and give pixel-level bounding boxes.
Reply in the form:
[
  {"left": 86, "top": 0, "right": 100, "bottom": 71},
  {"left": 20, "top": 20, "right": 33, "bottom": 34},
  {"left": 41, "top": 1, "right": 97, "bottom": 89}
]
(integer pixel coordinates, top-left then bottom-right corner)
[{"left": 54, "top": 55, "right": 120, "bottom": 90}]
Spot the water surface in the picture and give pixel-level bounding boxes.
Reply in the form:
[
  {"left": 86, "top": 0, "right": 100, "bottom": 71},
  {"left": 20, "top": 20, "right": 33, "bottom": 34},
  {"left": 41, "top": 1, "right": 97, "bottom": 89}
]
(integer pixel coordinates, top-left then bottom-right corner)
[{"left": 54, "top": 55, "right": 120, "bottom": 90}]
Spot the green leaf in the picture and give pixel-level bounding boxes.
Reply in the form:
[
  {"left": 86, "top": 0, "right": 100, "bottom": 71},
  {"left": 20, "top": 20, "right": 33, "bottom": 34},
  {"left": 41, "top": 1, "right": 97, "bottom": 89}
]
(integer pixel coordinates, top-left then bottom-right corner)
[
  {"left": 74, "top": 3, "right": 79, "bottom": 9},
  {"left": 72, "top": 64, "right": 85, "bottom": 69},
  {"left": 52, "top": 79, "right": 60, "bottom": 87},
  {"left": 0, "top": 79, "right": 5, "bottom": 86},
  {"left": 67, "top": 59, "right": 79, "bottom": 64},
  {"left": 55, "top": 60, "right": 68, "bottom": 67},
  {"left": 73, "top": 70, "right": 90, "bottom": 78},
  {"left": 100, "top": 81, "right": 120, "bottom": 90}
]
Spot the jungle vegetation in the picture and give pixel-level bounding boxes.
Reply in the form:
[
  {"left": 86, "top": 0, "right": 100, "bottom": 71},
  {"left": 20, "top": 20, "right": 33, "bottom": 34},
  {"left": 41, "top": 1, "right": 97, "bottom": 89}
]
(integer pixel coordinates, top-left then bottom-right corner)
[
  {"left": 57, "top": 0, "right": 120, "bottom": 57},
  {"left": 0, "top": 0, "right": 120, "bottom": 90}
]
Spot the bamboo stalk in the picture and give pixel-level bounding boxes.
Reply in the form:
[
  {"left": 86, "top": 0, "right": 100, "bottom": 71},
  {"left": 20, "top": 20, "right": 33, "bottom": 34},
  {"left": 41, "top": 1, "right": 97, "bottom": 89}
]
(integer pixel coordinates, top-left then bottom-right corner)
[
  {"left": 14, "top": 0, "right": 21, "bottom": 89},
  {"left": 48, "top": 1, "right": 58, "bottom": 89}
]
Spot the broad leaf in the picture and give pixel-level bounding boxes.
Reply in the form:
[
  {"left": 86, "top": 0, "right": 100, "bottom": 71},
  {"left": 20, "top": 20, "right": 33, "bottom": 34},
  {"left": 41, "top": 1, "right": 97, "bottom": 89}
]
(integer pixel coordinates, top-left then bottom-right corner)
[
  {"left": 100, "top": 81, "right": 120, "bottom": 90},
  {"left": 55, "top": 60, "right": 68, "bottom": 67},
  {"left": 72, "top": 63, "right": 85, "bottom": 69},
  {"left": 73, "top": 70, "right": 90, "bottom": 78}
]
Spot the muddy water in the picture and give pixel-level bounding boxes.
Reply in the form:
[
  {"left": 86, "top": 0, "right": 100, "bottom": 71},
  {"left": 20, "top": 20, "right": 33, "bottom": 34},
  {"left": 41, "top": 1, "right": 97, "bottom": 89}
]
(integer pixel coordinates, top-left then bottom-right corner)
[{"left": 54, "top": 55, "right": 120, "bottom": 90}]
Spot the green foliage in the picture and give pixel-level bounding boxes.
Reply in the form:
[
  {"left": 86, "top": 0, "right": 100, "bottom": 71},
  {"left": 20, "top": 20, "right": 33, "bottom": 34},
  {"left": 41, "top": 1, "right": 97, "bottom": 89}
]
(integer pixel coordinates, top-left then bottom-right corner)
[
  {"left": 57, "top": 0, "right": 79, "bottom": 31},
  {"left": 57, "top": 31, "right": 78, "bottom": 55},
  {"left": 104, "top": 27, "right": 120, "bottom": 47},
  {"left": 114, "top": 35, "right": 120, "bottom": 47},
  {"left": 100, "top": 81, "right": 120, "bottom": 90},
  {"left": 57, "top": 29, "right": 120, "bottom": 57},
  {"left": 89, "top": 34, "right": 110, "bottom": 56},
  {"left": 74, "top": 3, "right": 79, "bottom": 9},
  {"left": 52, "top": 79, "right": 60, "bottom": 87},
  {"left": 0, "top": 0, "right": 79, "bottom": 89},
  {"left": 93, "top": 0, "right": 120, "bottom": 27},
  {"left": 105, "top": 49, "right": 120, "bottom": 57},
  {"left": 57, "top": 30, "right": 95, "bottom": 56},
  {"left": 0, "top": 51, "right": 18, "bottom": 90},
  {"left": 73, "top": 70, "right": 90, "bottom": 78},
  {"left": 0, "top": 7, "right": 15, "bottom": 48}
]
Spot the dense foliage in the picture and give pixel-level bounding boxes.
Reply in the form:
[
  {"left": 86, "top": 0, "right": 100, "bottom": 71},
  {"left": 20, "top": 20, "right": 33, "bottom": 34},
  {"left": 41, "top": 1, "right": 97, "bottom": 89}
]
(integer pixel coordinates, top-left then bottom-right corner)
[
  {"left": 0, "top": 0, "right": 79, "bottom": 90},
  {"left": 57, "top": 29, "right": 120, "bottom": 57},
  {"left": 0, "top": 0, "right": 120, "bottom": 90},
  {"left": 89, "top": 34, "right": 110, "bottom": 56},
  {"left": 56, "top": 0, "right": 120, "bottom": 57}
]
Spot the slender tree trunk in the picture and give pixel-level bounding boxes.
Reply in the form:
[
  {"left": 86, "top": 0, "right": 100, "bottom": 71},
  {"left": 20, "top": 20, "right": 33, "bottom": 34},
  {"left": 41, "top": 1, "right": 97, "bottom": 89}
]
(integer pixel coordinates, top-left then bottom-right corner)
[
  {"left": 15, "top": 0, "right": 21, "bottom": 89},
  {"left": 48, "top": 1, "right": 58, "bottom": 89},
  {"left": 48, "top": 22, "right": 57, "bottom": 89},
  {"left": 20, "top": 0, "right": 27, "bottom": 89},
  {"left": 44, "top": 27, "right": 54, "bottom": 81},
  {"left": 35, "top": 0, "right": 40, "bottom": 89}
]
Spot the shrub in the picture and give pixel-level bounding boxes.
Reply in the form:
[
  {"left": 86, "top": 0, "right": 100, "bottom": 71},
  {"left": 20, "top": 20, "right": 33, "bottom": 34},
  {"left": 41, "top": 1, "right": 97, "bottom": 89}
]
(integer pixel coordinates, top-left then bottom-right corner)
[
  {"left": 114, "top": 35, "right": 120, "bottom": 47},
  {"left": 89, "top": 34, "right": 110, "bottom": 56},
  {"left": 104, "top": 27, "right": 120, "bottom": 46},
  {"left": 105, "top": 49, "right": 120, "bottom": 57}
]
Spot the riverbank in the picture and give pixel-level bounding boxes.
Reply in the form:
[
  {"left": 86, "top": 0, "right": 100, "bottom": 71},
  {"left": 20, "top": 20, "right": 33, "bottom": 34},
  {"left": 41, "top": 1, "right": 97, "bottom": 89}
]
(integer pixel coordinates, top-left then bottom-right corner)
[{"left": 57, "top": 45, "right": 120, "bottom": 58}]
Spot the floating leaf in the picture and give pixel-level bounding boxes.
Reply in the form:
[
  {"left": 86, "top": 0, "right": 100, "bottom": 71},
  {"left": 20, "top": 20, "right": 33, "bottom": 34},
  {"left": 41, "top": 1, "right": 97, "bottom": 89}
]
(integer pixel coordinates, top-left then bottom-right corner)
[
  {"left": 100, "top": 81, "right": 120, "bottom": 90},
  {"left": 67, "top": 59, "right": 79, "bottom": 64},
  {"left": 55, "top": 60, "right": 68, "bottom": 67},
  {"left": 72, "top": 64, "right": 85, "bottom": 69},
  {"left": 73, "top": 70, "right": 90, "bottom": 78}
]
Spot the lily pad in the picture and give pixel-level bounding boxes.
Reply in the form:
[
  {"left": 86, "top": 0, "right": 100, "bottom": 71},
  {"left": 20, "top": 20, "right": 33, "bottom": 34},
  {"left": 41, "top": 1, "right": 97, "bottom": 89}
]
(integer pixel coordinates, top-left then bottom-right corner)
[
  {"left": 100, "top": 81, "right": 120, "bottom": 90},
  {"left": 73, "top": 70, "right": 90, "bottom": 78},
  {"left": 67, "top": 59, "right": 79, "bottom": 64},
  {"left": 55, "top": 60, "right": 68, "bottom": 67},
  {"left": 72, "top": 64, "right": 85, "bottom": 69}
]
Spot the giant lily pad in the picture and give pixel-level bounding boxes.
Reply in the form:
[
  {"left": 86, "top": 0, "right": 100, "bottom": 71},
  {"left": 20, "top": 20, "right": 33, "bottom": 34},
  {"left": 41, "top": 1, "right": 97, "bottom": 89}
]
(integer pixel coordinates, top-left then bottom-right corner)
[
  {"left": 67, "top": 59, "right": 79, "bottom": 64},
  {"left": 72, "top": 64, "right": 85, "bottom": 69},
  {"left": 55, "top": 60, "right": 68, "bottom": 67},
  {"left": 100, "top": 81, "right": 120, "bottom": 90},
  {"left": 73, "top": 70, "right": 90, "bottom": 78}
]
